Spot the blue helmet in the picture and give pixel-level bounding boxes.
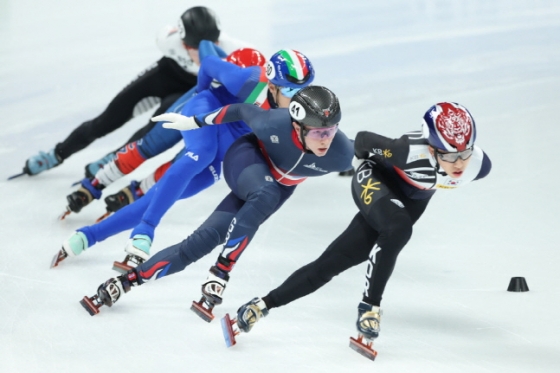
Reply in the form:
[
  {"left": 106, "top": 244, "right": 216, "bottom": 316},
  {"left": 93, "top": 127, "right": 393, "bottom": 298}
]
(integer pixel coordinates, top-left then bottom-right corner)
[
  {"left": 265, "top": 49, "right": 315, "bottom": 89},
  {"left": 421, "top": 102, "right": 476, "bottom": 152}
]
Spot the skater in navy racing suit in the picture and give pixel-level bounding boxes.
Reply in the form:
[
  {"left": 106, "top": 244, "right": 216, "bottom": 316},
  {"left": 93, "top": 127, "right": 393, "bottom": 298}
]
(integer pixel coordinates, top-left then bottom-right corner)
[{"left": 81, "top": 86, "right": 354, "bottom": 317}]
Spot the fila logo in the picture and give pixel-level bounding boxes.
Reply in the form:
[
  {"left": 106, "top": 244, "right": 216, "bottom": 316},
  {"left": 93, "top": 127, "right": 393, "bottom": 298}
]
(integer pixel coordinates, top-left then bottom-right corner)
[{"left": 186, "top": 151, "right": 199, "bottom": 161}]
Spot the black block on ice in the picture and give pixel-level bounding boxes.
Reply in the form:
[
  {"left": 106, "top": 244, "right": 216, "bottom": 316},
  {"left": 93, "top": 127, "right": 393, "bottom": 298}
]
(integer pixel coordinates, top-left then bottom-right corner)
[{"left": 507, "top": 277, "right": 529, "bottom": 292}]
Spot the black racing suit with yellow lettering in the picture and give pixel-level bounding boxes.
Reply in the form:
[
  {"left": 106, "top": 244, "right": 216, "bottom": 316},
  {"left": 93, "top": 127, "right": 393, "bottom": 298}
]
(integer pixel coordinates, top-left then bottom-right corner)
[{"left": 264, "top": 129, "right": 492, "bottom": 308}]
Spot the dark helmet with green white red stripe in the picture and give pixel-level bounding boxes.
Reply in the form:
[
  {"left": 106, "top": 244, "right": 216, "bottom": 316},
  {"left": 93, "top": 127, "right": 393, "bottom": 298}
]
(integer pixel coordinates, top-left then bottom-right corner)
[{"left": 266, "top": 49, "right": 315, "bottom": 91}]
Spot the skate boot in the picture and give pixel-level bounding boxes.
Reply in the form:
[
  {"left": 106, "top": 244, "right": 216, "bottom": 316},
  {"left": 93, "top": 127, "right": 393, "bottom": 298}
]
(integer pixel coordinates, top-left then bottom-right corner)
[
  {"left": 80, "top": 270, "right": 139, "bottom": 316},
  {"left": 24, "top": 148, "right": 62, "bottom": 176},
  {"left": 220, "top": 297, "right": 269, "bottom": 347},
  {"left": 104, "top": 180, "right": 142, "bottom": 213},
  {"left": 191, "top": 266, "right": 230, "bottom": 322},
  {"left": 356, "top": 302, "right": 382, "bottom": 340},
  {"left": 51, "top": 231, "right": 89, "bottom": 268},
  {"left": 113, "top": 234, "right": 152, "bottom": 273},
  {"left": 85, "top": 153, "right": 116, "bottom": 178},
  {"left": 349, "top": 302, "right": 381, "bottom": 361},
  {"left": 236, "top": 297, "right": 269, "bottom": 333},
  {"left": 62, "top": 179, "right": 103, "bottom": 219}
]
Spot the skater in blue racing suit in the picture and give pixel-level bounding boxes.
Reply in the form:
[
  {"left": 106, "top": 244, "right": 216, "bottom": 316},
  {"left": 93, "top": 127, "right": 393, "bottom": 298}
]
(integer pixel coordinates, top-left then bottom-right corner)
[{"left": 57, "top": 50, "right": 317, "bottom": 270}]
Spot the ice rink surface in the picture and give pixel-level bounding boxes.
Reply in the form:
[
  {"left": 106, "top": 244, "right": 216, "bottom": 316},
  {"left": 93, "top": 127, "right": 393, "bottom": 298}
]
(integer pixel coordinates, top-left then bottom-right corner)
[{"left": 1, "top": 0, "right": 559, "bottom": 372}]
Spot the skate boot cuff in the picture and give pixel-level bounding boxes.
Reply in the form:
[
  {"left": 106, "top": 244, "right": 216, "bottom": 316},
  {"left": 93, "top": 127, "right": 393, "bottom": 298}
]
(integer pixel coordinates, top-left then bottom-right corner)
[
  {"left": 209, "top": 265, "right": 230, "bottom": 281},
  {"left": 118, "top": 270, "right": 139, "bottom": 292},
  {"left": 80, "top": 178, "right": 103, "bottom": 199}
]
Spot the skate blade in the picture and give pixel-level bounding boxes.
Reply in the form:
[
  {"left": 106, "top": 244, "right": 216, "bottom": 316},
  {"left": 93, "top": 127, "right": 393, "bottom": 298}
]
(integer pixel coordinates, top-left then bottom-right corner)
[
  {"left": 95, "top": 211, "right": 111, "bottom": 223},
  {"left": 112, "top": 258, "right": 134, "bottom": 274},
  {"left": 221, "top": 313, "right": 239, "bottom": 347},
  {"left": 80, "top": 296, "right": 101, "bottom": 316},
  {"left": 7, "top": 171, "right": 26, "bottom": 180},
  {"left": 50, "top": 249, "right": 67, "bottom": 268},
  {"left": 349, "top": 335, "right": 378, "bottom": 361},
  {"left": 58, "top": 208, "right": 71, "bottom": 220},
  {"left": 191, "top": 299, "right": 215, "bottom": 322}
]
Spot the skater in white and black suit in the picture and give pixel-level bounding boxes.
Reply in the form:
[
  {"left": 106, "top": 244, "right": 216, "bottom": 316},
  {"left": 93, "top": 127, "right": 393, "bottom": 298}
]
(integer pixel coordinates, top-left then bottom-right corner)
[
  {"left": 232, "top": 102, "right": 492, "bottom": 344},
  {"left": 17, "top": 6, "right": 248, "bottom": 178}
]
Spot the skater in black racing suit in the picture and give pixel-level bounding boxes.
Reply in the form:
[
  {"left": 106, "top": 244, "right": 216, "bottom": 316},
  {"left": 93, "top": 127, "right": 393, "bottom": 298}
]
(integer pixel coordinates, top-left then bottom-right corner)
[{"left": 232, "top": 102, "right": 492, "bottom": 345}]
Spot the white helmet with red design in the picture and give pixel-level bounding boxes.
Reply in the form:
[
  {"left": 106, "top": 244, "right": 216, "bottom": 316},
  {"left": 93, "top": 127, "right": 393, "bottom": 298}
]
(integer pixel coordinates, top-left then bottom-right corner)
[{"left": 422, "top": 102, "right": 476, "bottom": 152}]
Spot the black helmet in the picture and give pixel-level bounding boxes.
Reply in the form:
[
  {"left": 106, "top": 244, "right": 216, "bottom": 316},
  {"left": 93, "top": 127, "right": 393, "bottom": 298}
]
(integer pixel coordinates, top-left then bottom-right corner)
[
  {"left": 289, "top": 85, "right": 341, "bottom": 128},
  {"left": 179, "top": 6, "right": 220, "bottom": 48}
]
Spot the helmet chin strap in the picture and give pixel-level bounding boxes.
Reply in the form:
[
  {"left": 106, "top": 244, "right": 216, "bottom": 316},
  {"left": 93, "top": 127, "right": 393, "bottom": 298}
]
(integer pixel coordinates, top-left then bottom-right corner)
[
  {"left": 429, "top": 146, "right": 447, "bottom": 176},
  {"left": 299, "top": 125, "right": 308, "bottom": 151}
]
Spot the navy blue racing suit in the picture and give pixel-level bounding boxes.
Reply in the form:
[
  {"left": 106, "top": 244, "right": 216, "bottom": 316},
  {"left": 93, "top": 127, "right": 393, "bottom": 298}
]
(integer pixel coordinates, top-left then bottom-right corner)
[{"left": 133, "top": 104, "right": 353, "bottom": 283}]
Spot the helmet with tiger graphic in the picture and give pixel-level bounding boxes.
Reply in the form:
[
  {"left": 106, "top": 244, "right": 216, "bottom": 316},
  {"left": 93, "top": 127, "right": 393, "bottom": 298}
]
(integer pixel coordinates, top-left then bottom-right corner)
[{"left": 421, "top": 102, "right": 476, "bottom": 152}]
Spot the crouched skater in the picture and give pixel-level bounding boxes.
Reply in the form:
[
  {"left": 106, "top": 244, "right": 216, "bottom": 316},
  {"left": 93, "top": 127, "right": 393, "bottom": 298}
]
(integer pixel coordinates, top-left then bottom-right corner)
[
  {"left": 225, "top": 102, "right": 492, "bottom": 360},
  {"left": 79, "top": 86, "right": 355, "bottom": 321}
]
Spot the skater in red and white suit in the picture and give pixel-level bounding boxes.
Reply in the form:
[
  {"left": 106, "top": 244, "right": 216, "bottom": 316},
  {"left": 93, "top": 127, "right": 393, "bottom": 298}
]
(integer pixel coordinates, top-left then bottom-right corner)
[{"left": 232, "top": 102, "right": 492, "bottom": 346}]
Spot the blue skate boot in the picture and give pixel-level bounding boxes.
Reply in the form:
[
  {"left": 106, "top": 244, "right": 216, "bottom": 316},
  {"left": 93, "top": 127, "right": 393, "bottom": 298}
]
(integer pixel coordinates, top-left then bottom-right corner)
[
  {"left": 85, "top": 153, "right": 116, "bottom": 178},
  {"left": 24, "top": 148, "right": 62, "bottom": 176}
]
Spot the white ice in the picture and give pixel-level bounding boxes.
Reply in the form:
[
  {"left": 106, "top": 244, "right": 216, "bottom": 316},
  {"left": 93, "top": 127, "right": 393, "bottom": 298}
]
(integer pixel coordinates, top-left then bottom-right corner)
[{"left": 1, "top": 0, "right": 559, "bottom": 372}]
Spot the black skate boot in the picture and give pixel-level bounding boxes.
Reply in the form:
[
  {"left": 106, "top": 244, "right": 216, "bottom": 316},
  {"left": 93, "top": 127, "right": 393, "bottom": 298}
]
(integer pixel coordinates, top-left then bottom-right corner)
[
  {"left": 80, "top": 270, "right": 139, "bottom": 316},
  {"left": 105, "top": 181, "right": 141, "bottom": 213},
  {"left": 66, "top": 187, "right": 94, "bottom": 213},
  {"left": 349, "top": 302, "right": 381, "bottom": 361},
  {"left": 96, "top": 181, "right": 142, "bottom": 222},
  {"left": 61, "top": 179, "right": 103, "bottom": 219},
  {"left": 191, "top": 266, "right": 230, "bottom": 322}
]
